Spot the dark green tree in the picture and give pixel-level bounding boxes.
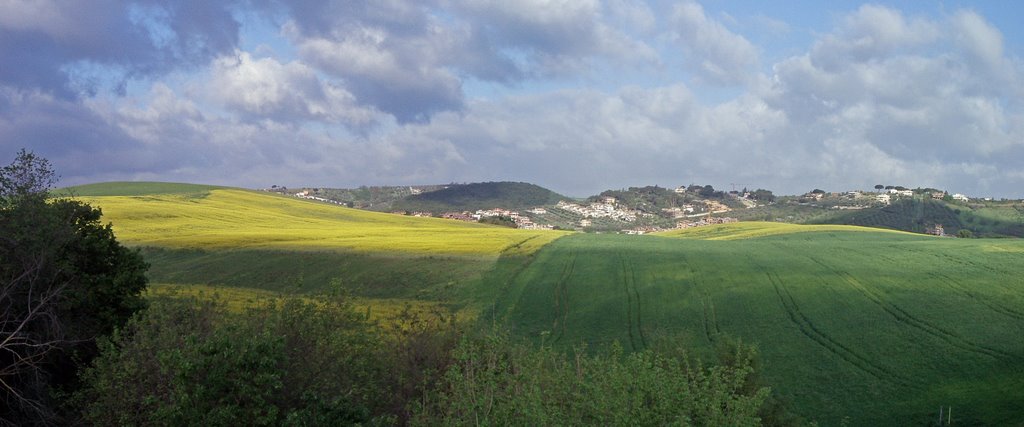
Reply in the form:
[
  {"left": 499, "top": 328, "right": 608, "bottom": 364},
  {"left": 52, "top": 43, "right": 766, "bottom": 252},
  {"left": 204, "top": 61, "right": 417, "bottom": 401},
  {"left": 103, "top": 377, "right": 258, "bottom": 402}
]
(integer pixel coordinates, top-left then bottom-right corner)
[
  {"left": 0, "top": 150, "right": 148, "bottom": 424},
  {"left": 750, "top": 189, "right": 776, "bottom": 202}
]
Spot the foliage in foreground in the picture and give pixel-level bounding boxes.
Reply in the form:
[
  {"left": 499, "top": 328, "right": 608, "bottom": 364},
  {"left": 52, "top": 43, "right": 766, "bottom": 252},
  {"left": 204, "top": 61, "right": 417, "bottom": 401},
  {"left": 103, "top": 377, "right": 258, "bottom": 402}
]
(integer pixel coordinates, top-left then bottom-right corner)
[
  {"left": 413, "top": 333, "right": 771, "bottom": 426},
  {"left": 76, "top": 293, "right": 447, "bottom": 425},
  {"left": 76, "top": 294, "right": 774, "bottom": 426},
  {"left": 1, "top": 150, "right": 148, "bottom": 424}
]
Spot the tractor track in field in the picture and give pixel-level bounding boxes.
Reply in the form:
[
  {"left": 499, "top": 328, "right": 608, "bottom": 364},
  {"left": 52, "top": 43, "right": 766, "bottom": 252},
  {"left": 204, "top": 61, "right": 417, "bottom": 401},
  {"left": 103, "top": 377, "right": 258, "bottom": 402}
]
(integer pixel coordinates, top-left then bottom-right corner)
[
  {"left": 619, "top": 254, "right": 647, "bottom": 351},
  {"left": 898, "top": 245, "right": 1023, "bottom": 292},
  {"left": 551, "top": 251, "right": 577, "bottom": 343},
  {"left": 500, "top": 235, "right": 540, "bottom": 254},
  {"left": 681, "top": 252, "right": 720, "bottom": 344},
  {"left": 765, "top": 271, "right": 919, "bottom": 388},
  {"left": 700, "top": 293, "right": 721, "bottom": 344},
  {"left": 806, "top": 256, "right": 1019, "bottom": 361},
  {"left": 810, "top": 244, "right": 1024, "bottom": 322},
  {"left": 930, "top": 272, "right": 1024, "bottom": 321}
]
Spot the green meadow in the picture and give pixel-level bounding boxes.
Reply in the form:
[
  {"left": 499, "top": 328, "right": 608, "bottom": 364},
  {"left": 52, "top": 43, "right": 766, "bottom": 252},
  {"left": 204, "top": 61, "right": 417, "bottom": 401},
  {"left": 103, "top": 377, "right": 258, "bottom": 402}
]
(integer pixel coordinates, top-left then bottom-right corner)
[
  {"left": 73, "top": 182, "right": 1024, "bottom": 425},
  {"left": 487, "top": 225, "right": 1024, "bottom": 425}
]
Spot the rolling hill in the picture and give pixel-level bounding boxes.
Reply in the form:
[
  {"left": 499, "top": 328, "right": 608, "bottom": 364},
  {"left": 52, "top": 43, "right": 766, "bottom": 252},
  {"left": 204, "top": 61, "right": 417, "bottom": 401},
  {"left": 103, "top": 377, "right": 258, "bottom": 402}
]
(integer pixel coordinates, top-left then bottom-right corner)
[
  {"left": 391, "top": 181, "right": 569, "bottom": 213},
  {"left": 67, "top": 182, "right": 1024, "bottom": 425},
  {"left": 816, "top": 197, "right": 1024, "bottom": 237},
  {"left": 69, "top": 182, "right": 567, "bottom": 300},
  {"left": 485, "top": 223, "right": 1024, "bottom": 425}
]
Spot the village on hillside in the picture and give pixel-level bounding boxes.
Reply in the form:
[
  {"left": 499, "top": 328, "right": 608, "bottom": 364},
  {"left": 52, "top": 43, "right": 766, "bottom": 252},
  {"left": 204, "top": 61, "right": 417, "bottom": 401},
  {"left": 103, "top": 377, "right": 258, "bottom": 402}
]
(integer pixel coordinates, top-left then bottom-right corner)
[
  {"left": 272, "top": 184, "right": 760, "bottom": 233},
  {"left": 263, "top": 182, "right": 1022, "bottom": 237}
]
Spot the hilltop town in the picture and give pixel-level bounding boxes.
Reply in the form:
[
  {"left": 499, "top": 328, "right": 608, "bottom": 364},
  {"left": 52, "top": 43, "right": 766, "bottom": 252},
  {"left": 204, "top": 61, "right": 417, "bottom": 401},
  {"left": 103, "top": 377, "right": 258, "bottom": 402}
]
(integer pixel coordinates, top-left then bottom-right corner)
[{"left": 262, "top": 181, "right": 1024, "bottom": 238}]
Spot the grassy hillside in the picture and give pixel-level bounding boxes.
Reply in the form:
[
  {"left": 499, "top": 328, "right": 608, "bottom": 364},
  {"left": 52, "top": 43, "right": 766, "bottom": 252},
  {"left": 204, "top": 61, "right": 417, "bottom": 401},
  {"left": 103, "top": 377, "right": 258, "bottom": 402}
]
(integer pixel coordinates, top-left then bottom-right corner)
[
  {"left": 75, "top": 182, "right": 567, "bottom": 300},
  {"left": 804, "top": 197, "right": 1024, "bottom": 237},
  {"left": 392, "top": 181, "right": 568, "bottom": 213},
  {"left": 78, "top": 186, "right": 565, "bottom": 255},
  {"left": 656, "top": 221, "right": 913, "bottom": 240},
  {"left": 62, "top": 181, "right": 225, "bottom": 196},
  {"left": 72, "top": 183, "right": 1024, "bottom": 423},
  {"left": 487, "top": 223, "right": 1024, "bottom": 425}
]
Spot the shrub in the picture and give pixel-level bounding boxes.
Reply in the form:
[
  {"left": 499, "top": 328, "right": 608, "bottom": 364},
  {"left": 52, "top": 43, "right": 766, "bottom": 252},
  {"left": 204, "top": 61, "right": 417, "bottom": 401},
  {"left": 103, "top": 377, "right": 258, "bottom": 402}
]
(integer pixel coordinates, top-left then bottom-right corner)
[{"left": 412, "top": 332, "right": 770, "bottom": 426}]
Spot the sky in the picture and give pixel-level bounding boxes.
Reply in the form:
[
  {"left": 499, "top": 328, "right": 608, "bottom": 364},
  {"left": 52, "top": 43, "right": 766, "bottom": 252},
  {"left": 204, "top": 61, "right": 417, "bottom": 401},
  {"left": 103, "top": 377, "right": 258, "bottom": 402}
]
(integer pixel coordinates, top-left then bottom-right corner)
[{"left": 2, "top": 1, "right": 1023, "bottom": 197}]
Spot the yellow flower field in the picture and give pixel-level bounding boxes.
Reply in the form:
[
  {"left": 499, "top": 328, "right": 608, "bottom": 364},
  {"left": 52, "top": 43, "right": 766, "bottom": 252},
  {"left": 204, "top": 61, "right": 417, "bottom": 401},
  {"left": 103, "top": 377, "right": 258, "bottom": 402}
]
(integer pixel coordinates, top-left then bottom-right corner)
[
  {"left": 655, "top": 221, "right": 917, "bottom": 240},
  {"left": 81, "top": 188, "right": 567, "bottom": 256}
]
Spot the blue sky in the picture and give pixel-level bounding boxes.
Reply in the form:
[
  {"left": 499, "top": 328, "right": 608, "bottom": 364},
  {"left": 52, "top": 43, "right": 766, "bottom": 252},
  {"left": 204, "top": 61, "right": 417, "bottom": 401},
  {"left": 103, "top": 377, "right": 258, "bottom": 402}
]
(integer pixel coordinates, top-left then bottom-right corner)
[{"left": 2, "top": 1, "right": 1023, "bottom": 197}]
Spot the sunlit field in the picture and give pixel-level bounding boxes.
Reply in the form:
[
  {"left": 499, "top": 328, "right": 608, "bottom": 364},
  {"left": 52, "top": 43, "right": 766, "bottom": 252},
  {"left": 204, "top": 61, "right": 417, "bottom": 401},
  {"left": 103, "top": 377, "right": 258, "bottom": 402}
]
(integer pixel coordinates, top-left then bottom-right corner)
[
  {"left": 72, "top": 183, "right": 566, "bottom": 256},
  {"left": 491, "top": 224, "right": 1024, "bottom": 425},
  {"left": 657, "top": 220, "right": 915, "bottom": 240}
]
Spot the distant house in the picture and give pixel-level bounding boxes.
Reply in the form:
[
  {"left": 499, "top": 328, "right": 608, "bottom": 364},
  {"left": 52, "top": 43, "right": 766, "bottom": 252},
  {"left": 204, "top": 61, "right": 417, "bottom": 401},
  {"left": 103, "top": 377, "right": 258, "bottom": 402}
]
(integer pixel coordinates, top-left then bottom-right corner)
[
  {"left": 602, "top": 196, "right": 617, "bottom": 204},
  {"left": 579, "top": 219, "right": 593, "bottom": 227},
  {"left": 930, "top": 191, "right": 946, "bottom": 199},
  {"left": 952, "top": 194, "right": 969, "bottom": 202},
  {"left": 897, "top": 190, "right": 914, "bottom": 197},
  {"left": 442, "top": 212, "right": 475, "bottom": 222},
  {"left": 674, "top": 186, "right": 687, "bottom": 194},
  {"left": 876, "top": 194, "right": 891, "bottom": 204}
]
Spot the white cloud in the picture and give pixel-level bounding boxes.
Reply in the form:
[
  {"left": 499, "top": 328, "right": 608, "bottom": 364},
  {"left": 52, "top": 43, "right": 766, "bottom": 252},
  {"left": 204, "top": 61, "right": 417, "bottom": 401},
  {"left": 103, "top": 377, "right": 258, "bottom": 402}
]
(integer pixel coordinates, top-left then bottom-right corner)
[
  {"left": 449, "top": 0, "right": 658, "bottom": 74},
  {"left": 4, "top": 1, "right": 1024, "bottom": 199},
  {"left": 758, "top": 5, "right": 1024, "bottom": 194},
  {"left": 207, "top": 51, "right": 381, "bottom": 126},
  {"left": 669, "top": 1, "right": 759, "bottom": 86}
]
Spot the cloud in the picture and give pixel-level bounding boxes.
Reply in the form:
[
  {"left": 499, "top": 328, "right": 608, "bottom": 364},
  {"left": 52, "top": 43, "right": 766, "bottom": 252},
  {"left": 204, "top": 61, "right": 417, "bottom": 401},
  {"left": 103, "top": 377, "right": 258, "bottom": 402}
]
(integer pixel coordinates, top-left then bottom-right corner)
[
  {"left": 270, "top": 0, "right": 658, "bottom": 122},
  {"left": 759, "top": 5, "right": 1024, "bottom": 194},
  {"left": 378, "top": 84, "right": 795, "bottom": 195},
  {"left": 669, "top": 1, "right": 760, "bottom": 86},
  {"left": 451, "top": 0, "right": 658, "bottom": 75},
  {"left": 290, "top": 29, "right": 464, "bottom": 123},
  {"left": 0, "top": 85, "right": 142, "bottom": 178},
  {"left": 809, "top": 4, "right": 940, "bottom": 71},
  {"left": 206, "top": 51, "right": 381, "bottom": 126},
  {"left": 0, "top": 0, "right": 240, "bottom": 97},
  {"left": 3, "top": 1, "right": 1024, "bottom": 199},
  {"left": 271, "top": 1, "right": 467, "bottom": 122}
]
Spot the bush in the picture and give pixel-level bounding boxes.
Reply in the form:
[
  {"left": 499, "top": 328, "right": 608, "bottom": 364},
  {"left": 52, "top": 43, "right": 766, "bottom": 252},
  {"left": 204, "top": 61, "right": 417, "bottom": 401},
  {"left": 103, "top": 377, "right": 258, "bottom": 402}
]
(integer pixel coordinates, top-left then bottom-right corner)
[
  {"left": 412, "top": 332, "right": 770, "bottom": 426},
  {"left": 76, "top": 293, "right": 393, "bottom": 426},
  {"left": 77, "top": 288, "right": 784, "bottom": 426}
]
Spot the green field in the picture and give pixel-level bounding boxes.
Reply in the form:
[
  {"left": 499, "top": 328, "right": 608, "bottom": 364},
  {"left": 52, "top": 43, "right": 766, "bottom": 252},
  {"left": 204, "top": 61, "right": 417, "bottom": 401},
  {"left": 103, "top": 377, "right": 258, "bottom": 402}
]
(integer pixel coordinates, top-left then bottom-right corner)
[
  {"left": 71, "top": 182, "right": 567, "bottom": 303},
  {"left": 72, "top": 182, "right": 1024, "bottom": 424},
  {"left": 486, "top": 224, "right": 1024, "bottom": 425}
]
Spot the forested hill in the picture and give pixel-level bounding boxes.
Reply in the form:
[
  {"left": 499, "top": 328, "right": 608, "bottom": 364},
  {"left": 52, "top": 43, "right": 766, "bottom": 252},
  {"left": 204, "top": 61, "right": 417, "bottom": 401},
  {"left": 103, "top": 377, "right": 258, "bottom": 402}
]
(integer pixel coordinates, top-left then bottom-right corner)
[
  {"left": 815, "top": 197, "right": 1024, "bottom": 237},
  {"left": 392, "top": 181, "right": 569, "bottom": 213}
]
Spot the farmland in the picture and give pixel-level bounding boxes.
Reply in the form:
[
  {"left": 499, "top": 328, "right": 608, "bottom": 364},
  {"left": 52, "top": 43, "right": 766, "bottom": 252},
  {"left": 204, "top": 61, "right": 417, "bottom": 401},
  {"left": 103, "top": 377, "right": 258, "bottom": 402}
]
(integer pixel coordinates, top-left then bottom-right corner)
[
  {"left": 71, "top": 183, "right": 1024, "bottom": 425},
  {"left": 73, "top": 182, "right": 565, "bottom": 255},
  {"left": 487, "top": 225, "right": 1024, "bottom": 425},
  {"left": 69, "top": 182, "right": 567, "bottom": 302}
]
